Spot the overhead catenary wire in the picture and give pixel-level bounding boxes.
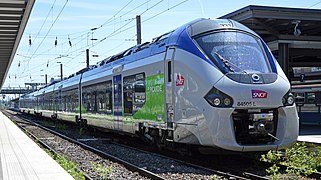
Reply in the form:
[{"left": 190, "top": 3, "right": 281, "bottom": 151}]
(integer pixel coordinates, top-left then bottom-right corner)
[
  {"left": 91, "top": 0, "right": 152, "bottom": 29},
  {"left": 143, "top": 0, "right": 189, "bottom": 23},
  {"left": 20, "top": 0, "right": 71, "bottom": 77},
  {"left": 309, "top": 0, "right": 321, "bottom": 8},
  {"left": 89, "top": 0, "right": 190, "bottom": 49},
  {"left": 20, "top": 0, "right": 70, "bottom": 77},
  {"left": 92, "top": 0, "right": 134, "bottom": 31},
  {"left": 19, "top": 0, "right": 140, "bottom": 78},
  {"left": 15, "top": 0, "right": 190, "bottom": 83},
  {"left": 18, "top": 0, "right": 58, "bottom": 75},
  {"left": 23, "top": 0, "right": 149, "bottom": 54},
  {"left": 32, "top": 0, "right": 58, "bottom": 48},
  {"left": 28, "top": 0, "right": 69, "bottom": 61},
  {"left": 22, "top": 0, "right": 156, "bottom": 69}
]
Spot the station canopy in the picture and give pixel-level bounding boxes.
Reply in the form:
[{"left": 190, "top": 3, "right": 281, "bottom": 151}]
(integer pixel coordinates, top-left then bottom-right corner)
[
  {"left": 220, "top": 5, "right": 321, "bottom": 82},
  {"left": 0, "top": 0, "right": 35, "bottom": 88}
]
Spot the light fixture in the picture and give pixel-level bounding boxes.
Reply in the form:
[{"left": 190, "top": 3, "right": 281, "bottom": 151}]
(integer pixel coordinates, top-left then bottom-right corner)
[{"left": 292, "top": 20, "right": 301, "bottom": 37}]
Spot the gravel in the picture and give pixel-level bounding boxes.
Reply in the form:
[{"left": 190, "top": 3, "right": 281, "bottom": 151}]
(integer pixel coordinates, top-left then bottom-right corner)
[
  {"left": 23, "top": 126, "right": 149, "bottom": 180},
  {"left": 20, "top": 117, "right": 227, "bottom": 179}
]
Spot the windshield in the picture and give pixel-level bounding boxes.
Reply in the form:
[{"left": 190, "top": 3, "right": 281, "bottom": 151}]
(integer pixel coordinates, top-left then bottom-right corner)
[{"left": 195, "top": 31, "right": 271, "bottom": 74}]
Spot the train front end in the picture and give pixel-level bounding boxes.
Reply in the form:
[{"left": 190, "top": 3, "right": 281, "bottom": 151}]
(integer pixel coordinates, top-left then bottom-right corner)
[{"left": 183, "top": 19, "right": 299, "bottom": 152}]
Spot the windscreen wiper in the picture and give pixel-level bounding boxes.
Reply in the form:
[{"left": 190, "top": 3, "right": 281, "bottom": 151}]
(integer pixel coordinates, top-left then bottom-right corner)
[{"left": 214, "top": 52, "right": 247, "bottom": 74}]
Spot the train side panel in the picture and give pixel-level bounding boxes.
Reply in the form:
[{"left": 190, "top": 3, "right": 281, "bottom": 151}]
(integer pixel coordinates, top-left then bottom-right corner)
[
  {"left": 169, "top": 47, "right": 223, "bottom": 144},
  {"left": 78, "top": 53, "right": 166, "bottom": 134}
]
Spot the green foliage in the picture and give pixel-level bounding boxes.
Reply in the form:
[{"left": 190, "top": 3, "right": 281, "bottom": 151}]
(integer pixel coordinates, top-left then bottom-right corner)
[
  {"left": 261, "top": 142, "right": 321, "bottom": 178},
  {"left": 265, "top": 164, "right": 280, "bottom": 180},
  {"left": 47, "top": 151, "right": 85, "bottom": 180},
  {"left": 284, "top": 143, "right": 319, "bottom": 176},
  {"left": 261, "top": 150, "right": 282, "bottom": 164},
  {"left": 90, "top": 162, "right": 112, "bottom": 179}
]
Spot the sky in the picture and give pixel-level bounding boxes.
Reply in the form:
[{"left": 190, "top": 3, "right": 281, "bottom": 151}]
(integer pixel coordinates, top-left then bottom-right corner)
[{"left": 3, "top": 0, "right": 321, "bottom": 88}]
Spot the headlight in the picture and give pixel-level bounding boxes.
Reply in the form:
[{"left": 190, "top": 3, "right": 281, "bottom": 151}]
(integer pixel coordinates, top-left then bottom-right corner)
[
  {"left": 282, "top": 90, "right": 294, "bottom": 106},
  {"left": 204, "top": 87, "right": 233, "bottom": 107},
  {"left": 223, "top": 98, "right": 232, "bottom": 106},
  {"left": 213, "top": 98, "right": 221, "bottom": 106}
]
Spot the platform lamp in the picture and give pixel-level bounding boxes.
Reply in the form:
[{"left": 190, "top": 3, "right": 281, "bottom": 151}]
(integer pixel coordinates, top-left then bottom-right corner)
[{"left": 292, "top": 20, "right": 301, "bottom": 37}]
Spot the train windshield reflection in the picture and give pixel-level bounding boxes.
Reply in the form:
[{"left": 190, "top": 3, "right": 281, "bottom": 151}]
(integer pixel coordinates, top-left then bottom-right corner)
[{"left": 195, "top": 31, "right": 271, "bottom": 74}]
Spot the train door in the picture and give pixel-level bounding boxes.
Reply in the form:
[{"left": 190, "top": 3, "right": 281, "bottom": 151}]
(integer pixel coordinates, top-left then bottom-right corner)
[
  {"left": 113, "top": 74, "right": 123, "bottom": 130},
  {"left": 164, "top": 47, "right": 175, "bottom": 129}
]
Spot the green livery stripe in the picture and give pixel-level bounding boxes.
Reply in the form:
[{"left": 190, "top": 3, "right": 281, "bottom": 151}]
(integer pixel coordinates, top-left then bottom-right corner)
[{"left": 132, "top": 73, "right": 165, "bottom": 121}]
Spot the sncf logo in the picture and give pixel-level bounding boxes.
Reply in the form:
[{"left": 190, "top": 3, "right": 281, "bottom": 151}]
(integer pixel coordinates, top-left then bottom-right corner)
[
  {"left": 252, "top": 90, "right": 268, "bottom": 98},
  {"left": 176, "top": 74, "right": 185, "bottom": 86}
]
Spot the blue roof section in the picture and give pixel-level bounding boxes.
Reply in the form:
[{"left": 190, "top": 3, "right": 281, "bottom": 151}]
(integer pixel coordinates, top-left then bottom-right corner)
[
  {"left": 91, "top": 18, "right": 265, "bottom": 73},
  {"left": 261, "top": 39, "right": 278, "bottom": 73},
  {"left": 94, "top": 19, "right": 210, "bottom": 69},
  {"left": 167, "top": 26, "right": 212, "bottom": 65}
]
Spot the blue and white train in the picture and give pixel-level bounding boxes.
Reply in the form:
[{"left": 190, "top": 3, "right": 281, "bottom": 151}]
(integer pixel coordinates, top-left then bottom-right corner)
[{"left": 20, "top": 18, "right": 299, "bottom": 152}]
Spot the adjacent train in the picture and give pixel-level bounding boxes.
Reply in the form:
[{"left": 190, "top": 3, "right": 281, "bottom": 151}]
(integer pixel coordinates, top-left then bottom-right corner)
[{"left": 20, "top": 18, "right": 299, "bottom": 152}]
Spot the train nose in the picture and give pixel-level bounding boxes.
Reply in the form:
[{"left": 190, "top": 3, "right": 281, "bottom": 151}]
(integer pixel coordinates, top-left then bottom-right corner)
[{"left": 213, "top": 74, "right": 290, "bottom": 108}]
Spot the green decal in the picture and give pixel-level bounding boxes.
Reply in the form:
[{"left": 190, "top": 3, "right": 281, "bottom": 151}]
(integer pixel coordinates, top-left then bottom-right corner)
[{"left": 133, "top": 73, "right": 165, "bottom": 121}]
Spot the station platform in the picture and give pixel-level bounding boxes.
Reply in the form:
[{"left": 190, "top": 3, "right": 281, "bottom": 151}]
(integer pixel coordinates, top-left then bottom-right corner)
[
  {"left": 298, "top": 124, "right": 321, "bottom": 144},
  {"left": 0, "top": 111, "right": 73, "bottom": 180}
]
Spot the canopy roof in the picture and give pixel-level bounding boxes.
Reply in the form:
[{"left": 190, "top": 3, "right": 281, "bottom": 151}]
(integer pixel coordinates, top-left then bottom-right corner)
[{"left": 0, "top": 0, "right": 35, "bottom": 88}]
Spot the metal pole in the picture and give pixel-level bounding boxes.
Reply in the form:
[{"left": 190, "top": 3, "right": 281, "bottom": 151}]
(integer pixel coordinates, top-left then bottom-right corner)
[
  {"left": 86, "top": 49, "right": 89, "bottom": 68},
  {"left": 278, "top": 43, "right": 289, "bottom": 78},
  {"left": 136, "top": 15, "right": 141, "bottom": 45},
  {"left": 60, "top": 64, "right": 63, "bottom": 81},
  {"left": 45, "top": 74, "right": 47, "bottom": 85}
]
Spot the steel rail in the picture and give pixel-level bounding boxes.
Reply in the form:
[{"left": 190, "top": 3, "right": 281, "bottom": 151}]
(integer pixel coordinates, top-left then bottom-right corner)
[
  {"left": 8, "top": 109, "right": 321, "bottom": 179},
  {"left": 7, "top": 110, "right": 271, "bottom": 179},
  {"left": 5, "top": 110, "right": 166, "bottom": 180},
  {"left": 1, "top": 110, "right": 93, "bottom": 180}
]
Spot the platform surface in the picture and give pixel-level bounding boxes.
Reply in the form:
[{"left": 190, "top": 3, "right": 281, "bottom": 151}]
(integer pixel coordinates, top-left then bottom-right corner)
[{"left": 0, "top": 111, "right": 73, "bottom": 180}]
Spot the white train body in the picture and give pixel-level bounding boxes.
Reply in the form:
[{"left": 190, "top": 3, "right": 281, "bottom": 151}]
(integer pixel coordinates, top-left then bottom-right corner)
[{"left": 20, "top": 18, "right": 299, "bottom": 152}]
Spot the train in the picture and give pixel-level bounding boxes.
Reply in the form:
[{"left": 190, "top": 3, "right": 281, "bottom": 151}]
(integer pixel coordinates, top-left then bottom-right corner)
[{"left": 19, "top": 18, "right": 299, "bottom": 152}]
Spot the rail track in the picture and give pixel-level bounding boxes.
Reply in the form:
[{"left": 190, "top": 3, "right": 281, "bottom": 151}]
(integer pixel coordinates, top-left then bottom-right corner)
[
  {"left": 3, "top": 110, "right": 162, "bottom": 179},
  {"left": 5, "top": 109, "right": 319, "bottom": 179}
]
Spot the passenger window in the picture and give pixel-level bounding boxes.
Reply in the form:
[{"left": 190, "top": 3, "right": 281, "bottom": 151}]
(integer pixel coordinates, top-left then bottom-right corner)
[
  {"left": 62, "top": 89, "right": 78, "bottom": 112},
  {"left": 82, "top": 86, "right": 96, "bottom": 112},
  {"left": 105, "top": 81, "right": 113, "bottom": 113},
  {"left": 123, "top": 73, "right": 146, "bottom": 116},
  {"left": 82, "top": 81, "right": 112, "bottom": 114}
]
